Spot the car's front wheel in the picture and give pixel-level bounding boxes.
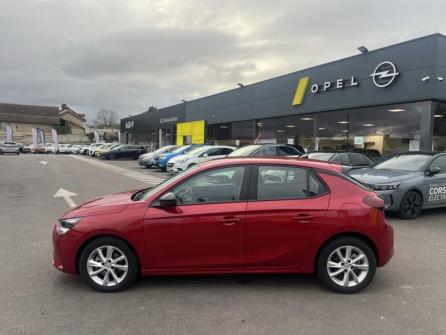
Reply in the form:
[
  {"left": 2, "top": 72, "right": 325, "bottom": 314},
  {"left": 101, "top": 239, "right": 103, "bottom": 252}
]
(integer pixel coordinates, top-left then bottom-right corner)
[
  {"left": 397, "top": 190, "right": 422, "bottom": 219},
  {"left": 317, "top": 237, "right": 376, "bottom": 293},
  {"left": 79, "top": 237, "right": 138, "bottom": 292}
]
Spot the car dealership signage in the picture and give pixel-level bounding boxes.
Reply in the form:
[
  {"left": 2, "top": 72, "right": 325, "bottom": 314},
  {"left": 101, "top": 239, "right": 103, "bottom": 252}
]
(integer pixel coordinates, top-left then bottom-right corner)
[{"left": 292, "top": 61, "right": 400, "bottom": 106}]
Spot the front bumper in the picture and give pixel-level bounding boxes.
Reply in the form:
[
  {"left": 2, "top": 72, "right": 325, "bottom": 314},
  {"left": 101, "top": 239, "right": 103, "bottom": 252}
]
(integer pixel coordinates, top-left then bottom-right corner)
[
  {"left": 52, "top": 223, "right": 80, "bottom": 274},
  {"left": 375, "top": 188, "right": 405, "bottom": 211}
]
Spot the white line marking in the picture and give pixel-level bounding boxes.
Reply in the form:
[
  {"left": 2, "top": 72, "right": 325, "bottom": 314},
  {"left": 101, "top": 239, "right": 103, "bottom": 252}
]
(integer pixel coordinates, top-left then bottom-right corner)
[
  {"left": 69, "top": 156, "right": 166, "bottom": 186},
  {"left": 54, "top": 188, "right": 78, "bottom": 208},
  {"left": 39, "top": 161, "right": 48, "bottom": 165}
]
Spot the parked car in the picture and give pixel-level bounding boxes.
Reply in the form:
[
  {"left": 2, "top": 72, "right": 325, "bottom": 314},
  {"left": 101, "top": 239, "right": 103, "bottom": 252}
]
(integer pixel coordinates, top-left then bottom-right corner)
[
  {"left": 81, "top": 143, "right": 99, "bottom": 155},
  {"left": 52, "top": 157, "right": 394, "bottom": 293},
  {"left": 167, "top": 145, "right": 235, "bottom": 172},
  {"left": 23, "top": 144, "right": 46, "bottom": 154},
  {"left": 350, "top": 148, "right": 382, "bottom": 162},
  {"left": 349, "top": 151, "right": 446, "bottom": 219},
  {"left": 95, "top": 143, "right": 121, "bottom": 157},
  {"left": 100, "top": 145, "right": 146, "bottom": 160},
  {"left": 0, "top": 141, "right": 20, "bottom": 155},
  {"left": 228, "top": 144, "right": 303, "bottom": 157},
  {"left": 67, "top": 145, "right": 82, "bottom": 154},
  {"left": 138, "top": 145, "right": 179, "bottom": 168},
  {"left": 45, "top": 143, "right": 58, "bottom": 154},
  {"left": 154, "top": 145, "right": 203, "bottom": 171},
  {"left": 89, "top": 143, "right": 106, "bottom": 156},
  {"left": 301, "top": 151, "right": 374, "bottom": 172}
]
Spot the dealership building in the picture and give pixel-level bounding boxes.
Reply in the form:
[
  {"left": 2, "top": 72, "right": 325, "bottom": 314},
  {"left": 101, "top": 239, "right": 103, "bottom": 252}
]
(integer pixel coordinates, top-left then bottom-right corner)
[{"left": 121, "top": 34, "right": 446, "bottom": 154}]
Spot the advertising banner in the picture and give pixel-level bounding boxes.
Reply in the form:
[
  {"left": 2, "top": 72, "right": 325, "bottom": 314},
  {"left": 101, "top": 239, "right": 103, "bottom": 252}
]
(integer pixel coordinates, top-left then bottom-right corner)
[
  {"left": 31, "top": 128, "right": 38, "bottom": 146},
  {"left": 37, "top": 128, "right": 46, "bottom": 145},
  {"left": 51, "top": 129, "right": 59, "bottom": 148},
  {"left": 93, "top": 129, "right": 100, "bottom": 143},
  {"left": 117, "top": 131, "right": 121, "bottom": 143},
  {"left": 6, "top": 124, "right": 13, "bottom": 142}
]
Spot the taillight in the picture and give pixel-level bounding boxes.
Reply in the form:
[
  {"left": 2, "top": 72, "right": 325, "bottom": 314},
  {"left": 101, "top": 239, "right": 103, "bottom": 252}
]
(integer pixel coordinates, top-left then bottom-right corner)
[{"left": 363, "top": 195, "right": 384, "bottom": 211}]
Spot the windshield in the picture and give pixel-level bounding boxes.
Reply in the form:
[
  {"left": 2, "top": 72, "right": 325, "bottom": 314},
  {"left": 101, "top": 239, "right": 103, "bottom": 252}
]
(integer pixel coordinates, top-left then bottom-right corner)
[
  {"left": 228, "top": 145, "right": 261, "bottom": 157},
  {"left": 307, "top": 152, "right": 336, "bottom": 161},
  {"left": 374, "top": 154, "right": 430, "bottom": 171},
  {"left": 137, "top": 165, "right": 200, "bottom": 201},
  {"left": 188, "top": 146, "right": 211, "bottom": 156},
  {"left": 171, "top": 146, "right": 191, "bottom": 154}
]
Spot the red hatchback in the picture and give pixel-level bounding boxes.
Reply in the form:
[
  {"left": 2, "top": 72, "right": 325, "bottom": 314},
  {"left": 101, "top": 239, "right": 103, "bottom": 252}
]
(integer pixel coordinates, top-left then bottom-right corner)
[{"left": 52, "top": 157, "right": 394, "bottom": 293}]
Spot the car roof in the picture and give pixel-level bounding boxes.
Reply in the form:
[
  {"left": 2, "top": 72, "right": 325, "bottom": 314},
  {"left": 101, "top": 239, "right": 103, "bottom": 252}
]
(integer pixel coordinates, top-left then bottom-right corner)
[{"left": 198, "top": 156, "right": 343, "bottom": 173}]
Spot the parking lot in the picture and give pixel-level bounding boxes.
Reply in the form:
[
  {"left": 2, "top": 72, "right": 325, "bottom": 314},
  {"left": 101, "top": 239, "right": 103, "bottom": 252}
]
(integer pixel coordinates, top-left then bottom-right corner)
[{"left": 1, "top": 154, "right": 446, "bottom": 335}]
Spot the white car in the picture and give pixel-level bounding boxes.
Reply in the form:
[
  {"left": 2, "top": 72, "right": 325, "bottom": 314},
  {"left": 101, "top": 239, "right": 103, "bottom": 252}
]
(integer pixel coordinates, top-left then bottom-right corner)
[
  {"left": 166, "top": 145, "right": 235, "bottom": 172},
  {"left": 57, "top": 144, "right": 71, "bottom": 154},
  {"left": 68, "top": 144, "right": 81, "bottom": 154},
  {"left": 45, "top": 143, "right": 58, "bottom": 154}
]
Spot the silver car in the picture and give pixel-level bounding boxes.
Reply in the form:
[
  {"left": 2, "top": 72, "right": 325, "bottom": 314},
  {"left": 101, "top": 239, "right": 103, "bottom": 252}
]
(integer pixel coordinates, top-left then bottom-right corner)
[
  {"left": 0, "top": 142, "right": 20, "bottom": 155},
  {"left": 349, "top": 151, "right": 446, "bottom": 219}
]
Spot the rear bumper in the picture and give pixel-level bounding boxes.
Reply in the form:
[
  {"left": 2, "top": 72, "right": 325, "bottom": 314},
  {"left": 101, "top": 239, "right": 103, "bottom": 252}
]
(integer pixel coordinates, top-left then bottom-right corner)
[{"left": 376, "top": 222, "right": 394, "bottom": 267}]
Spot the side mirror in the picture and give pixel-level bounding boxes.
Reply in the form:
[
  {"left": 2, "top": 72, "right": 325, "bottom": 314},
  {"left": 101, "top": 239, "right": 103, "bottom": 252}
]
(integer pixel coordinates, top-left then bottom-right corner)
[
  {"left": 158, "top": 192, "right": 177, "bottom": 207},
  {"left": 202, "top": 153, "right": 208, "bottom": 157},
  {"left": 426, "top": 166, "right": 441, "bottom": 176}
]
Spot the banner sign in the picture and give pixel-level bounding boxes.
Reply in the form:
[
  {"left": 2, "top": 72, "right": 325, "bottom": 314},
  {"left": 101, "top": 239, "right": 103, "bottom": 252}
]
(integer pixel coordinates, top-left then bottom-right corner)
[
  {"left": 93, "top": 129, "right": 100, "bottom": 143},
  {"left": 117, "top": 131, "right": 121, "bottom": 143},
  {"left": 37, "top": 128, "right": 46, "bottom": 145},
  {"left": 31, "top": 128, "right": 38, "bottom": 146},
  {"left": 51, "top": 129, "right": 59, "bottom": 148},
  {"left": 6, "top": 124, "right": 13, "bottom": 142}
]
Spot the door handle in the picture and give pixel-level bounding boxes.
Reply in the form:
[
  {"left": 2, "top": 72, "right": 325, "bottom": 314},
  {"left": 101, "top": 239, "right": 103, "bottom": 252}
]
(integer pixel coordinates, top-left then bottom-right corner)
[
  {"left": 292, "top": 214, "right": 315, "bottom": 223},
  {"left": 218, "top": 217, "right": 241, "bottom": 226}
]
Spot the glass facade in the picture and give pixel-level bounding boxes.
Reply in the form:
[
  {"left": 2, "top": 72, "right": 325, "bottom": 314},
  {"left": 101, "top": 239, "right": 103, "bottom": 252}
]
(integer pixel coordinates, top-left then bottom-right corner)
[{"left": 207, "top": 101, "right": 434, "bottom": 155}]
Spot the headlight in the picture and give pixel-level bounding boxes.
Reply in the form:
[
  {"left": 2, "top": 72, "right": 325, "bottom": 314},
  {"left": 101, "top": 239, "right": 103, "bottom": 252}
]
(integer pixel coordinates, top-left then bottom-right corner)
[
  {"left": 370, "top": 182, "right": 400, "bottom": 191},
  {"left": 57, "top": 217, "right": 82, "bottom": 234}
]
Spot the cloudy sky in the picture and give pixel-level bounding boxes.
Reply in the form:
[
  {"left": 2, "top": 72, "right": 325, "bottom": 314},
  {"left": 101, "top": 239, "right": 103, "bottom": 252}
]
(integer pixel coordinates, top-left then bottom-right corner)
[{"left": 0, "top": 0, "right": 445, "bottom": 122}]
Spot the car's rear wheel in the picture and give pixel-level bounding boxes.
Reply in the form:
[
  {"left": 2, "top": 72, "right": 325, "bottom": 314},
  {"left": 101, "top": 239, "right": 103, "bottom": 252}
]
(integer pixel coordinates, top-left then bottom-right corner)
[
  {"left": 397, "top": 190, "right": 422, "bottom": 219},
  {"left": 317, "top": 237, "right": 376, "bottom": 293},
  {"left": 108, "top": 154, "right": 115, "bottom": 160},
  {"left": 79, "top": 237, "right": 138, "bottom": 292}
]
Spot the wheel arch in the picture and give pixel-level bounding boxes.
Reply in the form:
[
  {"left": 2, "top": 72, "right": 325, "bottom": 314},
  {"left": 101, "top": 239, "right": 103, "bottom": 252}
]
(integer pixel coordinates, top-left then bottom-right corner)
[
  {"left": 314, "top": 232, "right": 379, "bottom": 271},
  {"left": 75, "top": 234, "right": 141, "bottom": 274}
]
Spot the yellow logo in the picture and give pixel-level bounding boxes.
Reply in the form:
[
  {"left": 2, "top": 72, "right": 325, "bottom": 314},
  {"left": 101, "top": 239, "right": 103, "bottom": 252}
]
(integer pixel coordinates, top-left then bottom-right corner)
[{"left": 292, "top": 76, "right": 310, "bottom": 106}]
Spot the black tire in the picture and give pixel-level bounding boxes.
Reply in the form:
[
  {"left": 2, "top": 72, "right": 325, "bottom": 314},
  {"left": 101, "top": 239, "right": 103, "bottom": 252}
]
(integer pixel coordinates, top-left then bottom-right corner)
[
  {"left": 108, "top": 154, "right": 115, "bottom": 160},
  {"left": 79, "top": 237, "right": 139, "bottom": 292},
  {"left": 317, "top": 237, "right": 376, "bottom": 294},
  {"left": 397, "top": 190, "right": 422, "bottom": 219},
  {"left": 16, "top": 152, "right": 19, "bottom": 155}
]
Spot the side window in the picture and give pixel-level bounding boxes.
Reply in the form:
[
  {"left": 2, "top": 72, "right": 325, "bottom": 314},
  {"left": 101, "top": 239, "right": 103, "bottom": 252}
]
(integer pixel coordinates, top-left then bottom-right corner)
[
  {"left": 169, "top": 166, "right": 246, "bottom": 205},
  {"left": 205, "top": 148, "right": 220, "bottom": 157},
  {"left": 220, "top": 148, "right": 234, "bottom": 155},
  {"left": 254, "top": 146, "right": 277, "bottom": 156},
  {"left": 278, "top": 146, "right": 298, "bottom": 156},
  {"left": 332, "top": 153, "right": 349, "bottom": 165},
  {"left": 256, "top": 166, "right": 326, "bottom": 200},
  {"left": 430, "top": 156, "right": 446, "bottom": 172},
  {"left": 349, "top": 153, "right": 372, "bottom": 166}
]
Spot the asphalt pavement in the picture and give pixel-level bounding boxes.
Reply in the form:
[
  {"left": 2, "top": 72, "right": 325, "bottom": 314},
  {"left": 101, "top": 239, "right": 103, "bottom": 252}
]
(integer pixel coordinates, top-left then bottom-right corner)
[{"left": 1, "top": 154, "right": 445, "bottom": 335}]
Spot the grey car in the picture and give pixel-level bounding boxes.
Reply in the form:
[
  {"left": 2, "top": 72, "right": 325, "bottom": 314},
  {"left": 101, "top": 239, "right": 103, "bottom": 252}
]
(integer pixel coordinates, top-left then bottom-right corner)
[
  {"left": 0, "top": 142, "right": 20, "bottom": 155},
  {"left": 349, "top": 151, "right": 446, "bottom": 219}
]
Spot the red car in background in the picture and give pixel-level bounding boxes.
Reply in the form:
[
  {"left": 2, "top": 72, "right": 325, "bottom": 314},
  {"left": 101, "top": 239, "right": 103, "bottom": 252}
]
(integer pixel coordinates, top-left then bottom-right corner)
[{"left": 52, "top": 157, "right": 394, "bottom": 293}]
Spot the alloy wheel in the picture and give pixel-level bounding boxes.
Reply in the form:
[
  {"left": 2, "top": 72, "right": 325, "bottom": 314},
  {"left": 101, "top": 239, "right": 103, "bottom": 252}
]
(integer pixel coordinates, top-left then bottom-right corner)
[
  {"left": 86, "top": 246, "right": 128, "bottom": 287},
  {"left": 326, "top": 245, "right": 369, "bottom": 288},
  {"left": 401, "top": 192, "right": 422, "bottom": 218}
]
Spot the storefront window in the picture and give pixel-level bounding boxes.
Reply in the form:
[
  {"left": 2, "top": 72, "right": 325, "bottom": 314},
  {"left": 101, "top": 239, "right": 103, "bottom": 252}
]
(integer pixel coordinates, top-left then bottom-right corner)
[
  {"left": 316, "top": 101, "right": 429, "bottom": 155},
  {"left": 255, "top": 114, "right": 314, "bottom": 152},
  {"left": 433, "top": 102, "right": 446, "bottom": 151},
  {"left": 208, "top": 121, "right": 255, "bottom": 147}
]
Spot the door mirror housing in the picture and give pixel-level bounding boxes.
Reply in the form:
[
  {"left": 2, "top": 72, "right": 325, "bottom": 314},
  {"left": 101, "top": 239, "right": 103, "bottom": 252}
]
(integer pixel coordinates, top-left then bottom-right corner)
[
  {"left": 426, "top": 166, "right": 441, "bottom": 176},
  {"left": 158, "top": 192, "right": 177, "bottom": 207},
  {"left": 202, "top": 153, "right": 208, "bottom": 157}
]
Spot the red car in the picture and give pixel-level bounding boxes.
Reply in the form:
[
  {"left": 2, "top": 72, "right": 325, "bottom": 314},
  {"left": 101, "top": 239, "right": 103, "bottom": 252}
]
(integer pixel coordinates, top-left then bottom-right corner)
[{"left": 52, "top": 157, "right": 394, "bottom": 293}]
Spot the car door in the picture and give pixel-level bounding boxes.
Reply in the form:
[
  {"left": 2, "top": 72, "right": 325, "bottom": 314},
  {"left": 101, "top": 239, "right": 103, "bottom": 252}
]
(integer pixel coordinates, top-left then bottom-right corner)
[
  {"left": 244, "top": 165, "right": 330, "bottom": 268},
  {"left": 143, "top": 165, "right": 251, "bottom": 269},
  {"left": 424, "top": 155, "right": 446, "bottom": 208}
]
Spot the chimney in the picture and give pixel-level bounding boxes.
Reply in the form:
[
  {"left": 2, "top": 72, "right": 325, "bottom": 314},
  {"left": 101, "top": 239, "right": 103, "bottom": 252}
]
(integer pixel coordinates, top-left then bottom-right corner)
[{"left": 61, "top": 103, "right": 67, "bottom": 110}]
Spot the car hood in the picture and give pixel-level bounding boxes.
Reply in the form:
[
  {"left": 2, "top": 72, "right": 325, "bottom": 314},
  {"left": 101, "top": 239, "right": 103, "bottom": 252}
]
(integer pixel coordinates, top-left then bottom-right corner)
[
  {"left": 349, "top": 168, "right": 421, "bottom": 183},
  {"left": 140, "top": 152, "right": 156, "bottom": 159},
  {"left": 61, "top": 190, "right": 135, "bottom": 218}
]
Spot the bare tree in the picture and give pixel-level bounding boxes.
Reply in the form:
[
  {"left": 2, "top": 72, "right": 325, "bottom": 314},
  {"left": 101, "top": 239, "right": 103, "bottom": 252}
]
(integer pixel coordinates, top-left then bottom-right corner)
[{"left": 94, "top": 109, "right": 119, "bottom": 128}]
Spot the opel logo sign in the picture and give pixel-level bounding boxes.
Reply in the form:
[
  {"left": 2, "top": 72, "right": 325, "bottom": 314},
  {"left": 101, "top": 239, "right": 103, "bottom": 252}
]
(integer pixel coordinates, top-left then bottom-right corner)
[{"left": 370, "top": 61, "right": 399, "bottom": 88}]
